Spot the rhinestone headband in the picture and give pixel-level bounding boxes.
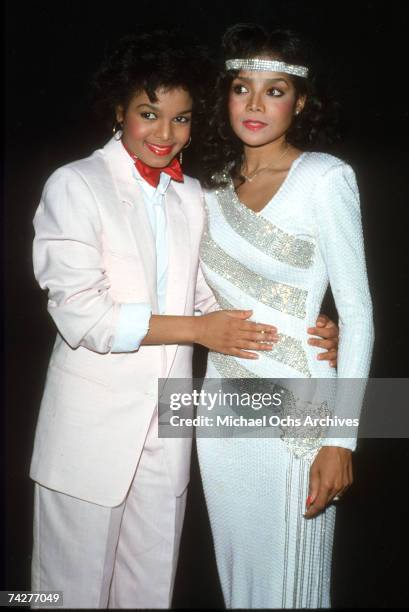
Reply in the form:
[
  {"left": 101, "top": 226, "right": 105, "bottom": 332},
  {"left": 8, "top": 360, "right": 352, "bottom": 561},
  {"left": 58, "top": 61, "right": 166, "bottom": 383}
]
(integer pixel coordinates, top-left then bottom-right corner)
[{"left": 225, "top": 58, "right": 309, "bottom": 78}]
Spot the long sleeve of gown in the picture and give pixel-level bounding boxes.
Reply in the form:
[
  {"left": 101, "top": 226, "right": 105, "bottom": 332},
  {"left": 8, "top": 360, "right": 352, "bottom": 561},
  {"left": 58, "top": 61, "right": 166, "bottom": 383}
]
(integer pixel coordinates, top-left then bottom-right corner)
[{"left": 313, "top": 163, "right": 375, "bottom": 450}]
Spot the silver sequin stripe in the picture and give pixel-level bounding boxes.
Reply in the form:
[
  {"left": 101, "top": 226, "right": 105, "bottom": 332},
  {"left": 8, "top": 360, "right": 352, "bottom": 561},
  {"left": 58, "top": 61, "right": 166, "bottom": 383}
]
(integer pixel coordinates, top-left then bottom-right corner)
[
  {"left": 215, "top": 181, "right": 315, "bottom": 269},
  {"left": 209, "top": 351, "right": 260, "bottom": 379},
  {"left": 208, "top": 352, "right": 323, "bottom": 459},
  {"left": 200, "top": 230, "right": 307, "bottom": 319},
  {"left": 213, "top": 290, "right": 311, "bottom": 377}
]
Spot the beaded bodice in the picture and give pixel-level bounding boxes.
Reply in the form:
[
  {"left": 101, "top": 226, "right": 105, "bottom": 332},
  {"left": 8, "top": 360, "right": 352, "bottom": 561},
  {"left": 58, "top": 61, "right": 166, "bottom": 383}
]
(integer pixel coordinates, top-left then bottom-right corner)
[{"left": 198, "top": 152, "right": 374, "bottom": 456}]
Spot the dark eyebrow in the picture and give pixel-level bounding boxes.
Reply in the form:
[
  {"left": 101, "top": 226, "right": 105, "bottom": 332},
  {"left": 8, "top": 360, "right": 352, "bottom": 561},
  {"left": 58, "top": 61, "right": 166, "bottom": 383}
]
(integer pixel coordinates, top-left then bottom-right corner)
[
  {"left": 136, "top": 103, "right": 193, "bottom": 114},
  {"left": 136, "top": 103, "right": 160, "bottom": 110},
  {"left": 235, "top": 76, "right": 289, "bottom": 85}
]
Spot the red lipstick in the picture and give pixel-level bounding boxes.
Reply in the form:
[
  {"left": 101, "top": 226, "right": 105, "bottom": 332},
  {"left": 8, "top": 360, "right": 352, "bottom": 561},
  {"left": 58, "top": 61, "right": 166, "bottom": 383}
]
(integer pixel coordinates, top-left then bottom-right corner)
[
  {"left": 145, "top": 142, "right": 174, "bottom": 156},
  {"left": 242, "top": 120, "right": 267, "bottom": 131}
]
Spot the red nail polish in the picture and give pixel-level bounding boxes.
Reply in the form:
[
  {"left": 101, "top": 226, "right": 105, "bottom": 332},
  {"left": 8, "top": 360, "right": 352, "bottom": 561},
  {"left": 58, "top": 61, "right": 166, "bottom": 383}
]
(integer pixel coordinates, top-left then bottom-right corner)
[{"left": 306, "top": 495, "right": 313, "bottom": 508}]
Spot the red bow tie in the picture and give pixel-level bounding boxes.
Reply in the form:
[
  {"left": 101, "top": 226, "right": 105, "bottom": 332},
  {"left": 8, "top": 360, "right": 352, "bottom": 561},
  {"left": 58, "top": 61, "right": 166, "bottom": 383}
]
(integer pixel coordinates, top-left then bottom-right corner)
[{"left": 122, "top": 140, "right": 184, "bottom": 188}]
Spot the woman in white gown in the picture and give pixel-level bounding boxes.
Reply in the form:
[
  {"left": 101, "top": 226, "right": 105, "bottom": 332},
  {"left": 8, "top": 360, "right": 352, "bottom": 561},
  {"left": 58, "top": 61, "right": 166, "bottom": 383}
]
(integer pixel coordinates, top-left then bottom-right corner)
[{"left": 196, "top": 24, "right": 374, "bottom": 608}]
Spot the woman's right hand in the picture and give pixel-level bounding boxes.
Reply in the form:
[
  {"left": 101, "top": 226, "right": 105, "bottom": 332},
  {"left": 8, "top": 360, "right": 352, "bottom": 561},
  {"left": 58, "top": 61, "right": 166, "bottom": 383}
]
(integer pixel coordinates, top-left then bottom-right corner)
[{"left": 194, "top": 310, "right": 277, "bottom": 359}]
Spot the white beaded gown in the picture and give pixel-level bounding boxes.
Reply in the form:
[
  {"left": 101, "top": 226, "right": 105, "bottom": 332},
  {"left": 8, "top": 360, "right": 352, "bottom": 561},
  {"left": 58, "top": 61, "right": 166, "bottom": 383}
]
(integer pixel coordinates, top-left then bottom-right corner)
[{"left": 196, "top": 152, "right": 374, "bottom": 609}]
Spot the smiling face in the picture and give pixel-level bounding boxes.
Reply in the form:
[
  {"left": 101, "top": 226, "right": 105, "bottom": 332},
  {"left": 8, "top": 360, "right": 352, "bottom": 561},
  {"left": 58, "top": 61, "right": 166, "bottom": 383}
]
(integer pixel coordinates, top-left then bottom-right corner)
[
  {"left": 116, "top": 87, "right": 193, "bottom": 167},
  {"left": 228, "top": 67, "right": 305, "bottom": 147}
]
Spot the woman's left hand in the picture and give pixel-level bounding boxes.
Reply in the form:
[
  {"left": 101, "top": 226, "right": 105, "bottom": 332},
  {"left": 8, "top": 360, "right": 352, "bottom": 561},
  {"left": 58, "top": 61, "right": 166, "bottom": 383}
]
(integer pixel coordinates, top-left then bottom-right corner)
[
  {"left": 303, "top": 446, "right": 353, "bottom": 519},
  {"left": 307, "top": 314, "right": 339, "bottom": 368}
]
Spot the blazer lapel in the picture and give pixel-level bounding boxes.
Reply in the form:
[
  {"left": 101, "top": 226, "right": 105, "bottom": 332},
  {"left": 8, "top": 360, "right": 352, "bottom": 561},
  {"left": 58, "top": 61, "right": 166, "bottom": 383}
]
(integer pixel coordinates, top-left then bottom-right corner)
[
  {"left": 103, "top": 138, "right": 158, "bottom": 312},
  {"left": 116, "top": 178, "right": 158, "bottom": 310}
]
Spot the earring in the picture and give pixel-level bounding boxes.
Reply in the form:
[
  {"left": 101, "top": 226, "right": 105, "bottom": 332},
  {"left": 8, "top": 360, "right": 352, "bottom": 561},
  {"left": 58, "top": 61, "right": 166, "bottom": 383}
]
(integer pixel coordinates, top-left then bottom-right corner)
[
  {"left": 179, "top": 136, "right": 192, "bottom": 165},
  {"left": 112, "top": 120, "right": 123, "bottom": 140}
]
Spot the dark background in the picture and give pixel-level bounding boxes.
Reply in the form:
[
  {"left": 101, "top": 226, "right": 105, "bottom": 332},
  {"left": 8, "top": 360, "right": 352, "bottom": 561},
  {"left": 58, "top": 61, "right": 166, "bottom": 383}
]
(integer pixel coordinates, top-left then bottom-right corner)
[{"left": 4, "top": 0, "right": 409, "bottom": 608}]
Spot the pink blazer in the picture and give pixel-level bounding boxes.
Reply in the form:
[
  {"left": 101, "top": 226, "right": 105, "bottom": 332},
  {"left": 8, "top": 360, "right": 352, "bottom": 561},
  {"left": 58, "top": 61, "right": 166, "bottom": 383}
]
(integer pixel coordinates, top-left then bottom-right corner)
[{"left": 30, "top": 136, "right": 216, "bottom": 506}]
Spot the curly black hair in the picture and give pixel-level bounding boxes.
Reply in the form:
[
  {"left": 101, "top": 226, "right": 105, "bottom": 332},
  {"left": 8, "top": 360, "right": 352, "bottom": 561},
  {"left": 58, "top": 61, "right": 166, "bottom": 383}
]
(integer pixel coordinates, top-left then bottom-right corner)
[
  {"left": 92, "top": 28, "right": 215, "bottom": 145},
  {"left": 199, "top": 23, "right": 340, "bottom": 189}
]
